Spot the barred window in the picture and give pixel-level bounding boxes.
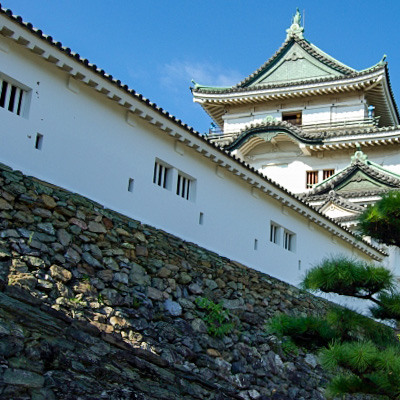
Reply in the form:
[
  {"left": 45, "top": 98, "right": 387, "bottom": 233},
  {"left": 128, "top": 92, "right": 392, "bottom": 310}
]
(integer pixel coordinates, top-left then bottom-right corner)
[
  {"left": 306, "top": 171, "right": 318, "bottom": 189},
  {"left": 153, "top": 161, "right": 171, "bottom": 189},
  {"left": 176, "top": 173, "right": 192, "bottom": 200},
  {"left": 270, "top": 222, "right": 280, "bottom": 244},
  {"left": 323, "top": 169, "right": 335, "bottom": 180},
  {"left": 0, "top": 77, "right": 26, "bottom": 116},
  {"left": 283, "top": 230, "right": 295, "bottom": 252}
]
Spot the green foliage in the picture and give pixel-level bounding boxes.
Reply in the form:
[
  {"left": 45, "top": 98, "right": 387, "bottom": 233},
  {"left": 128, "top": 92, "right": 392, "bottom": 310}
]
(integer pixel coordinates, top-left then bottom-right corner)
[
  {"left": 280, "top": 337, "right": 299, "bottom": 356},
  {"left": 358, "top": 191, "right": 400, "bottom": 247},
  {"left": 27, "top": 231, "right": 34, "bottom": 245},
  {"left": 69, "top": 296, "right": 85, "bottom": 305},
  {"left": 370, "top": 292, "right": 400, "bottom": 321},
  {"left": 195, "top": 297, "right": 234, "bottom": 338},
  {"left": 266, "top": 308, "right": 397, "bottom": 351},
  {"left": 326, "top": 308, "right": 397, "bottom": 348},
  {"left": 320, "top": 341, "right": 400, "bottom": 399},
  {"left": 97, "top": 293, "right": 104, "bottom": 304},
  {"left": 299, "top": 191, "right": 400, "bottom": 398},
  {"left": 302, "top": 256, "right": 394, "bottom": 299},
  {"left": 266, "top": 313, "right": 336, "bottom": 349}
]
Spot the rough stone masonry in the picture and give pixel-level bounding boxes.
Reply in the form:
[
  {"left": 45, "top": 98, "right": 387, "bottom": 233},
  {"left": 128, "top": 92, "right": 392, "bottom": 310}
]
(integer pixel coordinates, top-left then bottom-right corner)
[{"left": 0, "top": 163, "right": 383, "bottom": 400}]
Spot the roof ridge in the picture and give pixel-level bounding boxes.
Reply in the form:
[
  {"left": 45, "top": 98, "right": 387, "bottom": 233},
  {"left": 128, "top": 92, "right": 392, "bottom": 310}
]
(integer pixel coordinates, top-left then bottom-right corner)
[
  {"left": 319, "top": 193, "right": 365, "bottom": 212},
  {"left": 192, "top": 63, "right": 385, "bottom": 94}
]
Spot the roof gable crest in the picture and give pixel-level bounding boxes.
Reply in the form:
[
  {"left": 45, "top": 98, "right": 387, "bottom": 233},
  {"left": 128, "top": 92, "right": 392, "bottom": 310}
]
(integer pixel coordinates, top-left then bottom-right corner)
[{"left": 286, "top": 8, "right": 304, "bottom": 40}]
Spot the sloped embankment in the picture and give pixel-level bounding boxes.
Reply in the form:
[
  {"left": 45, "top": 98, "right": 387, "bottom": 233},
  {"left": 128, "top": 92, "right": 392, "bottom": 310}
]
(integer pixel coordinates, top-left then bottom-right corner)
[{"left": 0, "top": 162, "right": 344, "bottom": 399}]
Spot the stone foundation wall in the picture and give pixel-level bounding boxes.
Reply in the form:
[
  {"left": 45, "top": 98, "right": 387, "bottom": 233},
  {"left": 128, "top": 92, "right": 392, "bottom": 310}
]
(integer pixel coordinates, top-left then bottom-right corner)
[{"left": 0, "top": 163, "right": 378, "bottom": 399}]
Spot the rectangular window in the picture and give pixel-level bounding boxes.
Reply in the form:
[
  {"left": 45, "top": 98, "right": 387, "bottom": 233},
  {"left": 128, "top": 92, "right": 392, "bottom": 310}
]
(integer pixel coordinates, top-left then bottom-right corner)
[
  {"left": 283, "top": 230, "right": 295, "bottom": 252},
  {"left": 35, "top": 133, "right": 43, "bottom": 150},
  {"left": 270, "top": 222, "right": 280, "bottom": 244},
  {"left": 0, "top": 77, "right": 26, "bottom": 116},
  {"left": 254, "top": 239, "right": 258, "bottom": 250},
  {"left": 199, "top": 212, "right": 204, "bottom": 225},
  {"left": 176, "top": 173, "right": 192, "bottom": 200},
  {"left": 128, "top": 178, "right": 134, "bottom": 192},
  {"left": 153, "top": 161, "right": 171, "bottom": 189},
  {"left": 306, "top": 171, "right": 318, "bottom": 189},
  {"left": 282, "top": 111, "right": 302, "bottom": 126},
  {"left": 323, "top": 169, "right": 335, "bottom": 180}
]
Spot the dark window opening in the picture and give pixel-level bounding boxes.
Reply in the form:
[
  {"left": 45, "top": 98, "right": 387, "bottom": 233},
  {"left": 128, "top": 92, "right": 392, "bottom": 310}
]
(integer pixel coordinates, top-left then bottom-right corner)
[
  {"left": 282, "top": 112, "right": 302, "bottom": 126},
  {"left": 35, "top": 133, "right": 43, "bottom": 150},
  {"left": 323, "top": 169, "right": 335, "bottom": 180},
  {"left": 306, "top": 171, "right": 318, "bottom": 189}
]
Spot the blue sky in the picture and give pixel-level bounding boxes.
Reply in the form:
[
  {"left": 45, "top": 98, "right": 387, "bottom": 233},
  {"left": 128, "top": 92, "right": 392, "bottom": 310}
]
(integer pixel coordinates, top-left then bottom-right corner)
[{"left": 2, "top": 1, "right": 400, "bottom": 133}]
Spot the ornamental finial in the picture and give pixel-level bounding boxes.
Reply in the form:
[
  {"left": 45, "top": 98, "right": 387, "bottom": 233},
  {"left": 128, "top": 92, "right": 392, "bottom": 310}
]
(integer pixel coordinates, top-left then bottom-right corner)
[
  {"left": 351, "top": 147, "right": 368, "bottom": 164},
  {"left": 292, "top": 8, "right": 301, "bottom": 26},
  {"left": 286, "top": 8, "right": 304, "bottom": 40}
]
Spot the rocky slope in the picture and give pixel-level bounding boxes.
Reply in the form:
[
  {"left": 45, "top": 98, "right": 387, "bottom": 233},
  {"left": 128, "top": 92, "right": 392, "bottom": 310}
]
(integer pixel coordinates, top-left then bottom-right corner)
[{"left": 0, "top": 163, "right": 383, "bottom": 399}]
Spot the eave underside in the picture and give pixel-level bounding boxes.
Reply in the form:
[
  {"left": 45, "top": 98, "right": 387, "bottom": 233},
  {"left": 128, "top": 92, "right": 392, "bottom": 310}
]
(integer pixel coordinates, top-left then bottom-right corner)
[{"left": 194, "top": 72, "right": 397, "bottom": 129}]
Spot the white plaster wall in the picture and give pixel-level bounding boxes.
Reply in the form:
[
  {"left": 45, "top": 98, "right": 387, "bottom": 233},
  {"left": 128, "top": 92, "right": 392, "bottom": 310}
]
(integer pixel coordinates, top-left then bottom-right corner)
[
  {"left": 0, "top": 35, "right": 379, "bottom": 290},
  {"left": 223, "top": 96, "right": 366, "bottom": 133},
  {"left": 248, "top": 144, "right": 400, "bottom": 194}
]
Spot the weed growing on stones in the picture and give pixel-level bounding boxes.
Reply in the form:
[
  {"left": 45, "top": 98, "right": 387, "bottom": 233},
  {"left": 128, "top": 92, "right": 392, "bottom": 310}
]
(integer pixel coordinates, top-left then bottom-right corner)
[{"left": 195, "top": 297, "right": 234, "bottom": 338}]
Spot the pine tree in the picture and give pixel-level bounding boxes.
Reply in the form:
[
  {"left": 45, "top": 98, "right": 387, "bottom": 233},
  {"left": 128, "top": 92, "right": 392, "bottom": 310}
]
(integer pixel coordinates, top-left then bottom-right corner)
[{"left": 301, "top": 191, "right": 400, "bottom": 399}]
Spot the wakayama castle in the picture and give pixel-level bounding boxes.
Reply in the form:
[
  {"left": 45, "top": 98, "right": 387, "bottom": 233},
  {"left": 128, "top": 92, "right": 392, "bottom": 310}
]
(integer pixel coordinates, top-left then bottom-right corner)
[
  {"left": 193, "top": 9, "right": 400, "bottom": 235},
  {"left": 0, "top": 6, "right": 399, "bottom": 288}
]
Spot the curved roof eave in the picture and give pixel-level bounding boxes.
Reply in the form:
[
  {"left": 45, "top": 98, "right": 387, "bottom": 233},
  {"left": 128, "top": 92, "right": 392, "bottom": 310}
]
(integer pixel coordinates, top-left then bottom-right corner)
[
  {"left": 192, "top": 64, "right": 385, "bottom": 97},
  {"left": 225, "top": 123, "right": 323, "bottom": 151},
  {"left": 383, "top": 64, "right": 400, "bottom": 124}
]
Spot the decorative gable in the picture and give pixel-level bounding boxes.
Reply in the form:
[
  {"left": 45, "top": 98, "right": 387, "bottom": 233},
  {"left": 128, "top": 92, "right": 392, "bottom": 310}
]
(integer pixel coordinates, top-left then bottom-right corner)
[
  {"left": 319, "top": 201, "right": 359, "bottom": 219},
  {"left": 336, "top": 170, "right": 387, "bottom": 193},
  {"left": 249, "top": 43, "right": 342, "bottom": 86},
  {"left": 305, "top": 150, "right": 400, "bottom": 200}
]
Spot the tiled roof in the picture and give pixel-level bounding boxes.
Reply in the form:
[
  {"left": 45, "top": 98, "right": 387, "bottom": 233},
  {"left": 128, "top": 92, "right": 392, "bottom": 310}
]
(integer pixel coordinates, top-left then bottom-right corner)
[
  {"left": 315, "top": 192, "right": 365, "bottom": 212},
  {"left": 192, "top": 32, "right": 387, "bottom": 95},
  {"left": 220, "top": 120, "right": 323, "bottom": 151},
  {"left": 302, "top": 188, "right": 394, "bottom": 202},
  {"left": 192, "top": 64, "right": 383, "bottom": 94},
  {"left": 236, "top": 36, "right": 355, "bottom": 88},
  {"left": 213, "top": 120, "right": 400, "bottom": 151},
  {"left": 307, "top": 153, "right": 400, "bottom": 197}
]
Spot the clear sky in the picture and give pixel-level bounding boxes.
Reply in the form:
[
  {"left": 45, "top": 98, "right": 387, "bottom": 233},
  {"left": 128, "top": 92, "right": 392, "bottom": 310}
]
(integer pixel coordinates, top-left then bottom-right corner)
[{"left": 2, "top": 0, "right": 400, "bottom": 133}]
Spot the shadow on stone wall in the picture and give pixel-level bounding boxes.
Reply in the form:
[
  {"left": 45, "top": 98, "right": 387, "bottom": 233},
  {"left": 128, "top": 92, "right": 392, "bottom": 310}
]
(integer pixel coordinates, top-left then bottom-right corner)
[{"left": 0, "top": 163, "right": 375, "bottom": 399}]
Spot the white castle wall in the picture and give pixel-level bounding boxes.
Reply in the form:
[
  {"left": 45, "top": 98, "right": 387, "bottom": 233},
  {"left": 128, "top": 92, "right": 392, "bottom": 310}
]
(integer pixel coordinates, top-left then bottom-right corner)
[
  {"left": 246, "top": 146, "right": 400, "bottom": 194},
  {"left": 0, "top": 17, "right": 383, "bottom": 289},
  {"left": 223, "top": 95, "right": 366, "bottom": 133}
]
